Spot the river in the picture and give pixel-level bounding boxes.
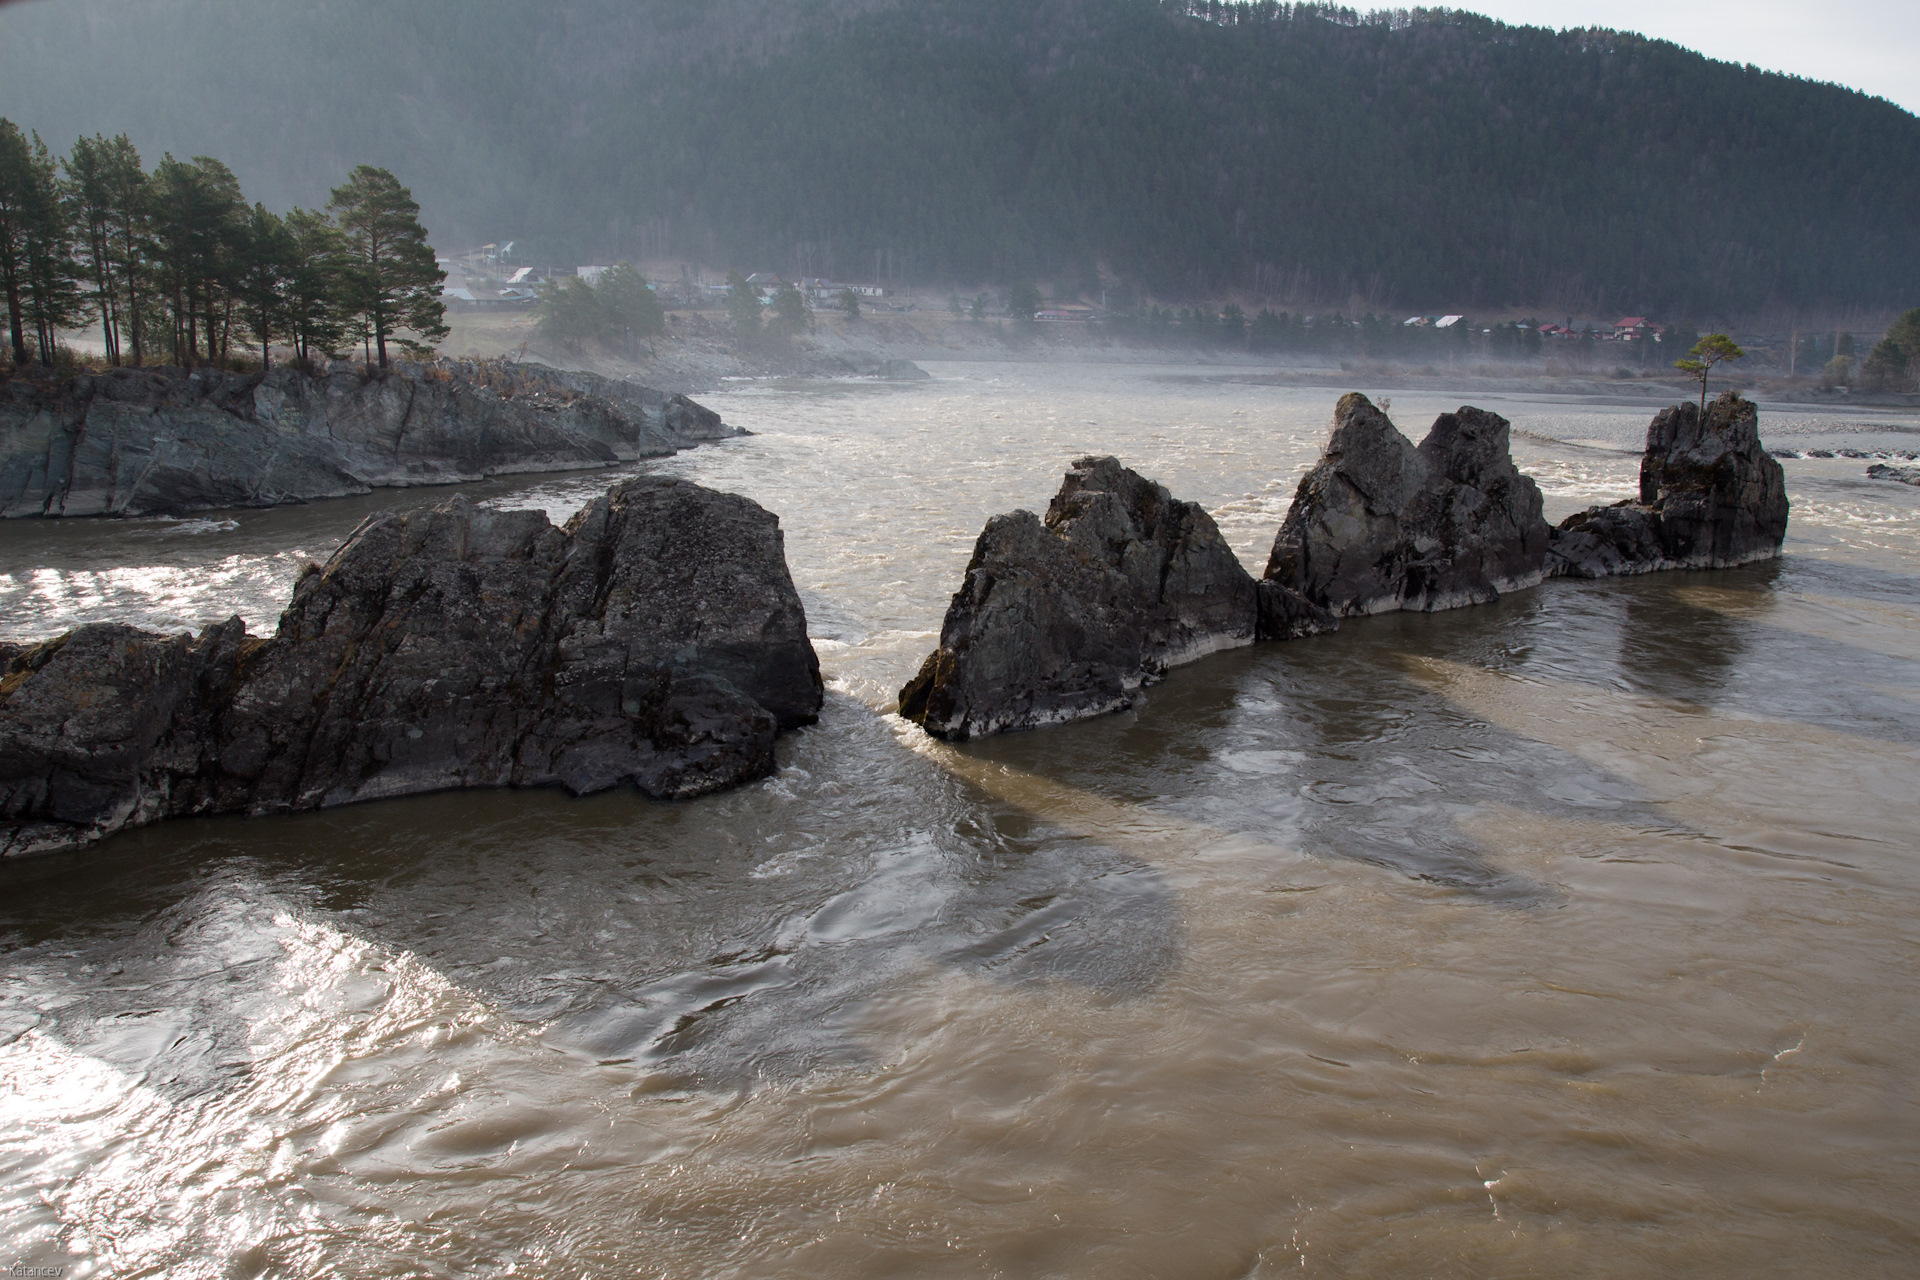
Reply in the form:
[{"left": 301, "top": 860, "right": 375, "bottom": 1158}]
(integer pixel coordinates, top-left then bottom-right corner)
[{"left": 3, "top": 362, "right": 1919, "bottom": 1278}]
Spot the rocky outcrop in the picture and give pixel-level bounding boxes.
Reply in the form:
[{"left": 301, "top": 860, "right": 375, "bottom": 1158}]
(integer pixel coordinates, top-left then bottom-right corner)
[
  {"left": 0, "top": 476, "right": 821, "bottom": 856},
  {"left": 1548, "top": 392, "right": 1788, "bottom": 577},
  {"left": 0, "top": 359, "right": 740, "bottom": 518},
  {"left": 1867, "top": 463, "right": 1920, "bottom": 487},
  {"left": 1263, "top": 394, "right": 1552, "bottom": 615},
  {"left": 898, "top": 456, "right": 1328, "bottom": 740}
]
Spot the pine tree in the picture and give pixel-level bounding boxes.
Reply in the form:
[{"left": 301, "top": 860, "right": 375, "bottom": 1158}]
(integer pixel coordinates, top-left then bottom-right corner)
[
  {"left": 1007, "top": 280, "right": 1040, "bottom": 322},
  {"left": 598, "top": 262, "right": 665, "bottom": 344},
  {"left": 726, "top": 270, "right": 764, "bottom": 340},
  {"left": 1859, "top": 311, "right": 1920, "bottom": 392},
  {"left": 150, "top": 154, "right": 245, "bottom": 365},
  {"left": 0, "top": 119, "right": 35, "bottom": 367},
  {"left": 770, "top": 280, "right": 809, "bottom": 338},
  {"left": 1675, "top": 333, "right": 1746, "bottom": 417},
  {"left": 87, "top": 136, "right": 151, "bottom": 366},
  {"left": 235, "top": 203, "right": 293, "bottom": 368},
  {"left": 326, "top": 165, "right": 446, "bottom": 367},
  {"left": 14, "top": 132, "right": 86, "bottom": 366},
  {"left": 63, "top": 135, "right": 133, "bottom": 364},
  {"left": 283, "top": 207, "right": 348, "bottom": 368},
  {"left": 1219, "top": 303, "right": 1246, "bottom": 347},
  {"left": 533, "top": 275, "right": 602, "bottom": 349}
]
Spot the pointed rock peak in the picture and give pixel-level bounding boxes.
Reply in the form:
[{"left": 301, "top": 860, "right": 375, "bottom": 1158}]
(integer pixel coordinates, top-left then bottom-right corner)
[
  {"left": 899, "top": 457, "right": 1270, "bottom": 740},
  {"left": 1327, "top": 392, "right": 1412, "bottom": 452},
  {"left": 1418, "top": 405, "right": 1515, "bottom": 483},
  {"left": 1046, "top": 454, "right": 1179, "bottom": 535},
  {"left": 1264, "top": 396, "right": 1549, "bottom": 614}
]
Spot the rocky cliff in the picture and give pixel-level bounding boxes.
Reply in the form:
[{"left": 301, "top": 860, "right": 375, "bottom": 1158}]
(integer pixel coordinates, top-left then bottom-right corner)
[
  {"left": 1264, "top": 394, "right": 1552, "bottom": 615},
  {"left": 0, "top": 476, "right": 821, "bottom": 856},
  {"left": 0, "top": 359, "right": 739, "bottom": 518},
  {"left": 1548, "top": 392, "right": 1789, "bottom": 577},
  {"left": 898, "top": 456, "right": 1331, "bottom": 740}
]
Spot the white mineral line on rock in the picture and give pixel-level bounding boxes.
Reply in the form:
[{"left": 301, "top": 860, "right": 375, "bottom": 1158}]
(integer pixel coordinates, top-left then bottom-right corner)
[{"left": 1155, "top": 629, "right": 1258, "bottom": 669}]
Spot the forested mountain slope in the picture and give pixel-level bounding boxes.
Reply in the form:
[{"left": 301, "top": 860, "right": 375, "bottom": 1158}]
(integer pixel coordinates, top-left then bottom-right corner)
[{"left": 2, "top": 0, "right": 1915, "bottom": 317}]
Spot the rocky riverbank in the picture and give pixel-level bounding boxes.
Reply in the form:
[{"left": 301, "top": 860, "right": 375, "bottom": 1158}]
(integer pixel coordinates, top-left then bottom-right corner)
[
  {"left": 0, "top": 359, "right": 739, "bottom": 519},
  {"left": 0, "top": 476, "right": 821, "bottom": 856}
]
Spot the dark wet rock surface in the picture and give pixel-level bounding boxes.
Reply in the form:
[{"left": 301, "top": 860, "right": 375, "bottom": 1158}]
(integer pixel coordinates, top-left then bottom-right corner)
[
  {"left": 1262, "top": 394, "right": 1551, "bottom": 615},
  {"left": 899, "top": 455, "right": 1304, "bottom": 740},
  {"left": 1867, "top": 463, "right": 1920, "bottom": 486},
  {"left": 0, "top": 359, "right": 739, "bottom": 518},
  {"left": 901, "top": 391, "right": 1797, "bottom": 742},
  {"left": 0, "top": 476, "right": 820, "bottom": 855},
  {"left": 1549, "top": 392, "right": 1789, "bottom": 578}
]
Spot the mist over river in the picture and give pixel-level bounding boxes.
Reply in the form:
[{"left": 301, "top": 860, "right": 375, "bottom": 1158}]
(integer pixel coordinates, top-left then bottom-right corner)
[{"left": 4, "top": 363, "right": 1920, "bottom": 1277}]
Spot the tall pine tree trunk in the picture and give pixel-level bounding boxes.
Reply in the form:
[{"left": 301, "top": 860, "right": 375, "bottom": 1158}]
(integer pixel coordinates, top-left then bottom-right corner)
[
  {"left": 2, "top": 274, "right": 24, "bottom": 368},
  {"left": 120, "top": 250, "right": 142, "bottom": 366},
  {"left": 93, "top": 226, "right": 120, "bottom": 366}
]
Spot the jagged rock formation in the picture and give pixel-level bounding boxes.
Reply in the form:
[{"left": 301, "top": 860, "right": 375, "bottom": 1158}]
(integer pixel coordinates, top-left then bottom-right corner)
[
  {"left": 1264, "top": 394, "right": 1552, "bottom": 615},
  {"left": 1867, "top": 463, "right": 1920, "bottom": 486},
  {"left": 0, "top": 359, "right": 739, "bottom": 518},
  {"left": 0, "top": 476, "right": 821, "bottom": 856},
  {"left": 1548, "top": 392, "right": 1789, "bottom": 577},
  {"left": 898, "top": 456, "right": 1330, "bottom": 740}
]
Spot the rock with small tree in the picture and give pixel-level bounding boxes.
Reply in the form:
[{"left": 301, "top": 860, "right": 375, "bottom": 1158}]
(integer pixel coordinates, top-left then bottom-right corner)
[
  {"left": 1548, "top": 391, "right": 1788, "bottom": 577},
  {"left": 1673, "top": 332, "right": 1745, "bottom": 418}
]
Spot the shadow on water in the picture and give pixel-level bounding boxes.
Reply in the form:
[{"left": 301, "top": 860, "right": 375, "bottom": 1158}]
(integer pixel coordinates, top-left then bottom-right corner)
[
  {"left": 0, "top": 695, "right": 1181, "bottom": 1095},
  {"left": 1613, "top": 570, "right": 1758, "bottom": 706},
  {"left": 953, "top": 554, "right": 1920, "bottom": 904},
  {"left": 955, "top": 600, "right": 1577, "bottom": 905},
  {"left": 7, "top": 554, "right": 1919, "bottom": 1098},
  {"left": 1593, "top": 557, "right": 1920, "bottom": 745}
]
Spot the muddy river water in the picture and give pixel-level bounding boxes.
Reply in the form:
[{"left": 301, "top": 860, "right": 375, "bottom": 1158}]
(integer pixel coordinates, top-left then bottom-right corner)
[{"left": 3, "top": 363, "right": 1919, "bottom": 1278}]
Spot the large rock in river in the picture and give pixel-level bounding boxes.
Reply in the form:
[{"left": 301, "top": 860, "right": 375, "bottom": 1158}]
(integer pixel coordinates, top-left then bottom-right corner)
[
  {"left": 0, "top": 358, "right": 739, "bottom": 518},
  {"left": 0, "top": 476, "right": 822, "bottom": 856},
  {"left": 1263, "top": 394, "right": 1551, "bottom": 614},
  {"left": 1548, "top": 392, "right": 1788, "bottom": 577},
  {"left": 898, "top": 455, "right": 1330, "bottom": 740}
]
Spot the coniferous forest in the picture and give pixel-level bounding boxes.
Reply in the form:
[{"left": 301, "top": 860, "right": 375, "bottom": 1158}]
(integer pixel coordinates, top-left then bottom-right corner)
[
  {"left": 1, "top": 0, "right": 1917, "bottom": 321},
  {"left": 0, "top": 119, "right": 445, "bottom": 373}
]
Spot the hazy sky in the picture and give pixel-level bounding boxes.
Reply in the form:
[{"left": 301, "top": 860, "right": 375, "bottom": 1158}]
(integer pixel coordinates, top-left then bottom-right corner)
[{"left": 1461, "top": 1, "right": 1920, "bottom": 114}]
